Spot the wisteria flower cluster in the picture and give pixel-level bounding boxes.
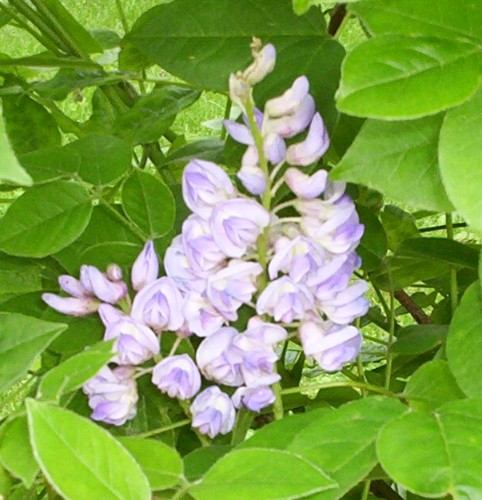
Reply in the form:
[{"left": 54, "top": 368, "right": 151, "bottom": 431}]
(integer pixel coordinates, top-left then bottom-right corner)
[{"left": 42, "top": 41, "right": 368, "bottom": 438}]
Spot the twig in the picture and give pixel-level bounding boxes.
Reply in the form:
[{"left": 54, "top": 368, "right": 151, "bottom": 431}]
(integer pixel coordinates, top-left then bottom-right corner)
[
  {"left": 394, "top": 290, "right": 432, "bottom": 324},
  {"left": 328, "top": 4, "right": 347, "bottom": 36}
]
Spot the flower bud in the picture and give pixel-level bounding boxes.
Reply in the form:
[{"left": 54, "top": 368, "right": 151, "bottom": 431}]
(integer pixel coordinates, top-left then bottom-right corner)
[
  {"left": 284, "top": 168, "right": 328, "bottom": 199},
  {"left": 320, "top": 280, "right": 370, "bottom": 325},
  {"left": 264, "top": 94, "right": 315, "bottom": 138},
  {"left": 190, "top": 386, "right": 236, "bottom": 438},
  {"left": 238, "top": 146, "right": 267, "bottom": 195},
  {"left": 106, "top": 264, "right": 123, "bottom": 282},
  {"left": 243, "top": 43, "right": 276, "bottom": 85},
  {"left": 104, "top": 317, "right": 160, "bottom": 365},
  {"left": 263, "top": 132, "right": 286, "bottom": 165},
  {"left": 80, "top": 265, "right": 127, "bottom": 304},
  {"left": 83, "top": 366, "right": 138, "bottom": 426},
  {"left": 265, "top": 76, "right": 310, "bottom": 117},
  {"left": 131, "top": 240, "right": 159, "bottom": 291},
  {"left": 286, "top": 113, "right": 330, "bottom": 166},
  {"left": 58, "top": 275, "right": 88, "bottom": 298},
  {"left": 42, "top": 293, "right": 99, "bottom": 316},
  {"left": 131, "top": 277, "right": 184, "bottom": 332},
  {"left": 152, "top": 354, "right": 201, "bottom": 400},
  {"left": 182, "top": 160, "right": 236, "bottom": 219},
  {"left": 229, "top": 73, "right": 251, "bottom": 110},
  {"left": 210, "top": 198, "right": 270, "bottom": 258},
  {"left": 232, "top": 386, "right": 275, "bottom": 412}
]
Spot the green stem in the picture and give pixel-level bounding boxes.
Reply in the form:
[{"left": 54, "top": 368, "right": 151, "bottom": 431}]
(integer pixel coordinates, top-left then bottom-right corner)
[
  {"left": 136, "top": 419, "right": 191, "bottom": 438},
  {"left": 446, "top": 213, "right": 458, "bottom": 315},
  {"left": 363, "top": 334, "right": 390, "bottom": 346},
  {"left": 272, "top": 380, "right": 284, "bottom": 420},
  {"left": 100, "top": 201, "right": 147, "bottom": 242},
  {"left": 372, "top": 283, "right": 391, "bottom": 320},
  {"left": 281, "top": 380, "right": 400, "bottom": 400},
  {"left": 384, "top": 268, "right": 395, "bottom": 391},
  {"left": 360, "top": 480, "right": 371, "bottom": 500},
  {"left": 220, "top": 97, "right": 231, "bottom": 140},
  {"left": 419, "top": 222, "right": 466, "bottom": 233},
  {"left": 231, "top": 408, "right": 254, "bottom": 445},
  {"left": 114, "top": 0, "right": 130, "bottom": 33}
]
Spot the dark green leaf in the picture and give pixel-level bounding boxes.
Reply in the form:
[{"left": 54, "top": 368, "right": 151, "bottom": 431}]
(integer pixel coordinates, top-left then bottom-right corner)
[
  {"left": 162, "top": 139, "right": 224, "bottom": 167},
  {"left": 124, "top": 0, "right": 327, "bottom": 92},
  {"left": 380, "top": 206, "right": 419, "bottom": 252},
  {"left": 392, "top": 325, "right": 448, "bottom": 355},
  {"left": 377, "top": 400, "right": 482, "bottom": 498},
  {"left": 439, "top": 88, "right": 482, "bottom": 234},
  {"left": 80, "top": 241, "right": 143, "bottom": 270},
  {"left": 241, "top": 397, "right": 405, "bottom": 499},
  {"left": 64, "top": 134, "right": 132, "bottom": 186},
  {"left": 122, "top": 170, "right": 175, "bottom": 238},
  {"left": 0, "top": 416, "right": 38, "bottom": 487},
  {"left": 404, "top": 360, "right": 465, "bottom": 411},
  {"left": 189, "top": 448, "right": 336, "bottom": 500},
  {"left": 2, "top": 94, "right": 60, "bottom": 155},
  {"left": 332, "top": 115, "right": 453, "bottom": 212},
  {"left": 0, "top": 313, "right": 66, "bottom": 392},
  {"left": 38, "top": 341, "right": 114, "bottom": 401},
  {"left": 0, "top": 181, "right": 93, "bottom": 258},
  {"left": 26, "top": 400, "right": 151, "bottom": 499},
  {"left": 117, "top": 437, "right": 183, "bottom": 491},
  {"left": 351, "top": 0, "right": 482, "bottom": 44},
  {"left": 337, "top": 36, "right": 480, "bottom": 119},
  {"left": 184, "top": 445, "right": 233, "bottom": 482},
  {"left": 446, "top": 282, "right": 482, "bottom": 398},
  {"left": 356, "top": 206, "right": 387, "bottom": 272},
  {"left": 0, "top": 254, "right": 43, "bottom": 295},
  {"left": 0, "top": 117, "right": 32, "bottom": 185}
]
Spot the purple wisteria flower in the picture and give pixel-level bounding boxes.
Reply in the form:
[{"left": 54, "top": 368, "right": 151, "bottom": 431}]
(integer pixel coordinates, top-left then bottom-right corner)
[
  {"left": 152, "top": 354, "right": 201, "bottom": 400},
  {"left": 284, "top": 168, "right": 328, "bottom": 199},
  {"left": 80, "top": 265, "right": 127, "bottom": 304},
  {"left": 104, "top": 317, "right": 159, "bottom": 365},
  {"left": 182, "top": 292, "right": 225, "bottom": 337},
  {"left": 300, "top": 320, "right": 362, "bottom": 372},
  {"left": 243, "top": 42, "right": 276, "bottom": 85},
  {"left": 131, "top": 240, "right": 159, "bottom": 292},
  {"left": 190, "top": 386, "right": 236, "bottom": 438},
  {"left": 232, "top": 386, "right": 275, "bottom": 412},
  {"left": 131, "top": 277, "right": 184, "bottom": 332},
  {"left": 83, "top": 366, "right": 138, "bottom": 426},
  {"left": 41, "top": 293, "right": 99, "bottom": 316}
]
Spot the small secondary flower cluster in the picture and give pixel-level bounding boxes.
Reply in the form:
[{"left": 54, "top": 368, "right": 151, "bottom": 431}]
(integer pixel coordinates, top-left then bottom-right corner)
[{"left": 42, "top": 41, "right": 368, "bottom": 438}]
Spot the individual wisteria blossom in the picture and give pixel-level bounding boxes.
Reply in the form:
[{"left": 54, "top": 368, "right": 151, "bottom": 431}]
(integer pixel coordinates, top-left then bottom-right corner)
[
  {"left": 182, "top": 292, "right": 225, "bottom": 337},
  {"left": 190, "top": 386, "right": 236, "bottom": 438},
  {"left": 83, "top": 366, "right": 138, "bottom": 426},
  {"left": 131, "top": 240, "right": 159, "bottom": 292},
  {"left": 152, "top": 354, "right": 201, "bottom": 400},
  {"left": 232, "top": 386, "right": 275, "bottom": 412}
]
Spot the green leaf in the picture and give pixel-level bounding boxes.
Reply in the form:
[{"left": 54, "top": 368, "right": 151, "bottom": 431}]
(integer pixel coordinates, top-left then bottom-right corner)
[
  {"left": 2, "top": 94, "right": 60, "bottom": 155},
  {"left": 0, "top": 416, "right": 38, "bottom": 487},
  {"left": 0, "top": 313, "right": 66, "bottom": 392},
  {"left": 446, "top": 282, "right": 482, "bottom": 398},
  {"left": 189, "top": 448, "right": 336, "bottom": 500},
  {"left": 0, "top": 463, "right": 13, "bottom": 498},
  {"left": 18, "top": 145, "right": 80, "bottom": 184},
  {"left": 380, "top": 205, "right": 419, "bottom": 252},
  {"left": 396, "top": 238, "right": 479, "bottom": 269},
  {"left": 114, "top": 87, "right": 200, "bottom": 146},
  {"left": 0, "top": 181, "right": 93, "bottom": 258},
  {"left": 122, "top": 170, "right": 175, "bottom": 238},
  {"left": 351, "top": 0, "right": 482, "bottom": 44},
  {"left": 392, "top": 325, "right": 448, "bottom": 355},
  {"left": 64, "top": 134, "right": 132, "bottom": 186},
  {"left": 439, "top": 88, "right": 482, "bottom": 234},
  {"left": 124, "top": 0, "right": 327, "bottom": 92},
  {"left": 162, "top": 139, "right": 224, "bottom": 167},
  {"left": 332, "top": 115, "right": 453, "bottom": 212},
  {"left": 356, "top": 206, "right": 387, "bottom": 272},
  {"left": 184, "top": 445, "right": 233, "bottom": 482},
  {"left": 377, "top": 399, "right": 482, "bottom": 498},
  {"left": 48, "top": 316, "right": 104, "bottom": 355},
  {"left": 0, "top": 116, "right": 32, "bottom": 186},
  {"left": 80, "top": 241, "right": 143, "bottom": 270},
  {"left": 241, "top": 397, "right": 405, "bottom": 499},
  {"left": 336, "top": 35, "right": 480, "bottom": 119},
  {"left": 38, "top": 342, "right": 114, "bottom": 401},
  {"left": 26, "top": 400, "right": 151, "bottom": 500},
  {"left": 117, "top": 437, "right": 183, "bottom": 491},
  {"left": 0, "top": 254, "right": 43, "bottom": 295},
  {"left": 404, "top": 360, "right": 465, "bottom": 411}
]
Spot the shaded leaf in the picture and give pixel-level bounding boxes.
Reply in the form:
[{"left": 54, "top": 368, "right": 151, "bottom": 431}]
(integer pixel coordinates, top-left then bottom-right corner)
[
  {"left": 392, "top": 325, "right": 448, "bottom": 355},
  {"left": 0, "top": 117, "right": 32, "bottom": 186}
]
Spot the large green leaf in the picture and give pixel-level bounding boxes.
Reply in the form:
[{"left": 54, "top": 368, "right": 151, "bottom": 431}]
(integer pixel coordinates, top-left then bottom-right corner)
[
  {"left": 38, "top": 341, "right": 114, "bottom": 401},
  {"left": 351, "top": 0, "right": 482, "bottom": 43},
  {"left": 184, "top": 445, "right": 233, "bottom": 482},
  {"left": 446, "top": 282, "right": 482, "bottom": 398},
  {"left": 241, "top": 397, "right": 405, "bottom": 499},
  {"left": 117, "top": 437, "right": 183, "bottom": 491},
  {"left": 356, "top": 205, "right": 387, "bottom": 272},
  {"left": 0, "top": 181, "right": 93, "bottom": 258},
  {"left": 189, "top": 448, "right": 336, "bottom": 500},
  {"left": 377, "top": 399, "right": 482, "bottom": 498},
  {"left": 122, "top": 170, "right": 175, "bottom": 238},
  {"left": 392, "top": 325, "right": 448, "bottom": 355},
  {"left": 26, "top": 400, "right": 151, "bottom": 500},
  {"left": 0, "top": 416, "right": 38, "bottom": 488},
  {"left": 0, "top": 254, "right": 43, "bottom": 295},
  {"left": 439, "top": 88, "right": 482, "bottom": 234},
  {"left": 64, "top": 134, "right": 132, "bottom": 186},
  {"left": 404, "top": 360, "right": 465, "bottom": 412},
  {"left": 336, "top": 35, "right": 480, "bottom": 119},
  {"left": 2, "top": 94, "right": 60, "bottom": 155},
  {"left": 0, "top": 313, "right": 66, "bottom": 392},
  {"left": 0, "top": 117, "right": 32, "bottom": 186},
  {"left": 332, "top": 115, "right": 453, "bottom": 211},
  {"left": 124, "top": 0, "right": 326, "bottom": 92}
]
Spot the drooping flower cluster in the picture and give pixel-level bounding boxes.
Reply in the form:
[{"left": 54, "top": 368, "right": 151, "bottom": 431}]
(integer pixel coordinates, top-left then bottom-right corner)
[{"left": 42, "top": 41, "right": 368, "bottom": 438}]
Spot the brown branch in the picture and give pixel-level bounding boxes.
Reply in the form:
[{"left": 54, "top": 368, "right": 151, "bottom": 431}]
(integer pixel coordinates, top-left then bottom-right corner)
[
  {"left": 328, "top": 3, "right": 347, "bottom": 36},
  {"left": 394, "top": 290, "right": 432, "bottom": 324},
  {"left": 370, "top": 480, "right": 404, "bottom": 500}
]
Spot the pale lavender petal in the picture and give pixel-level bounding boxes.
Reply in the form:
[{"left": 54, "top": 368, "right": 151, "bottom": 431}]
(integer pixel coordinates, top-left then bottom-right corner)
[
  {"left": 264, "top": 76, "right": 310, "bottom": 117},
  {"left": 98, "top": 303, "right": 126, "bottom": 327},
  {"left": 42, "top": 293, "right": 99, "bottom": 316},
  {"left": 58, "top": 275, "right": 88, "bottom": 298},
  {"left": 243, "top": 43, "right": 276, "bottom": 84},
  {"left": 80, "top": 265, "right": 127, "bottom": 304},
  {"left": 182, "top": 292, "right": 226, "bottom": 337},
  {"left": 106, "top": 264, "right": 123, "bottom": 282},
  {"left": 131, "top": 240, "right": 159, "bottom": 291},
  {"left": 263, "top": 133, "right": 286, "bottom": 165},
  {"left": 223, "top": 120, "right": 254, "bottom": 145},
  {"left": 264, "top": 94, "right": 316, "bottom": 138},
  {"left": 233, "top": 386, "right": 275, "bottom": 412},
  {"left": 284, "top": 168, "right": 328, "bottom": 199},
  {"left": 152, "top": 354, "right": 201, "bottom": 400}
]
